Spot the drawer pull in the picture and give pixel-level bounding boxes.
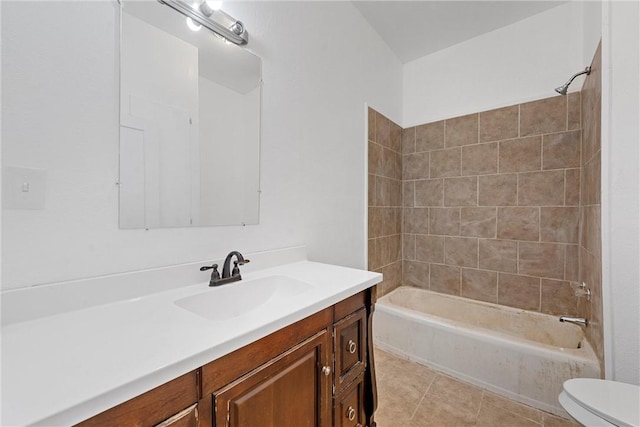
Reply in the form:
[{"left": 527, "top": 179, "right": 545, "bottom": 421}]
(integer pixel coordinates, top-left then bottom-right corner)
[
  {"left": 347, "top": 339, "right": 357, "bottom": 354},
  {"left": 322, "top": 365, "right": 331, "bottom": 376},
  {"left": 347, "top": 406, "right": 356, "bottom": 421}
]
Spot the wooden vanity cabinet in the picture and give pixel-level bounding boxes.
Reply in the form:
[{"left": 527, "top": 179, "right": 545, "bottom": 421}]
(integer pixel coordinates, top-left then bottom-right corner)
[{"left": 75, "top": 288, "right": 378, "bottom": 427}]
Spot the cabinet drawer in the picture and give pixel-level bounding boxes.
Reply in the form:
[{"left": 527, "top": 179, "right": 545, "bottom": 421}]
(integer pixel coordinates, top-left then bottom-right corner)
[
  {"left": 333, "top": 308, "right": 366, "bottom": 392},
  {"left": 333, "top": 374, "right": 365, "bottom": 427}
]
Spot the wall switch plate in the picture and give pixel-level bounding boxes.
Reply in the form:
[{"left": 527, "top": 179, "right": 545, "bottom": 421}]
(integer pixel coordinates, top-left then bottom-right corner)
[{"left": 2, "top": 166, "right": 47, "bottom": 210}]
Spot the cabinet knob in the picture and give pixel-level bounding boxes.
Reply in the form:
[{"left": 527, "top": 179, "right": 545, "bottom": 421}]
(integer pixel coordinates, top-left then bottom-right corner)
[
  {"left": 322, "top": 365, "right": 331, "bottom": 376},
  {"left": 347, "top": 406, "right": 356, "bottom": 421},
  {"left": 347, "top": 339, "right": 357, "bottom": 354}
]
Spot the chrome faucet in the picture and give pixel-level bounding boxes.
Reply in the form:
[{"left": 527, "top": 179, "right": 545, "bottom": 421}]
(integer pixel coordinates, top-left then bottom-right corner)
[
  {"left": 559, "top": 316, "right": 589, "bottom": 327},
  {"left": 200, "top": 251, "right": 250, "bottom": 287}
]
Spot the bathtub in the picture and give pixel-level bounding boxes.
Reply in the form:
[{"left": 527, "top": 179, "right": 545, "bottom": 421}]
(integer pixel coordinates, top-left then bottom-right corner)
[{"left": 373, "top": 286, "right": 600, "bottom": 416}]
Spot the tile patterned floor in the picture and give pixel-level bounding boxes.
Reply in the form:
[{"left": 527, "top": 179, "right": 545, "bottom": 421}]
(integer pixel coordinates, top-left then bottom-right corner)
[{"left": 374, "top": 347, "right": 581, "bottom": 427}]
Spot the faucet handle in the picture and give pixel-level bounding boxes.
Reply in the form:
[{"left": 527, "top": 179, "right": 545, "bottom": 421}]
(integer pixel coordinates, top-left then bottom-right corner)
[{"left": 200, "top": 263, "right": 221, "bottom": 280}]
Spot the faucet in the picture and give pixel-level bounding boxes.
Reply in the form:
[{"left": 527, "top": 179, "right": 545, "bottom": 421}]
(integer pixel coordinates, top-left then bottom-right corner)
[
  {"left": 559, "top": 316, "right": 589, "bottom": 327},
  {"left": 200, "top": 251, "right": 250, "bottom": 287}
]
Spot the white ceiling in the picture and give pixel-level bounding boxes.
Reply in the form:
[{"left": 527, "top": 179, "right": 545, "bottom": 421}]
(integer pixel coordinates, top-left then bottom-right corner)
[{"left": 353, "top": 1, "right": 568, "bottom": 63}]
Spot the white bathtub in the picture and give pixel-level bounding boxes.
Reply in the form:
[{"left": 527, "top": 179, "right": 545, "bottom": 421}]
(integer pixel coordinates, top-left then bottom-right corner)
[{"left": 374, "top": 286, "right": 600, "bottom": 416}]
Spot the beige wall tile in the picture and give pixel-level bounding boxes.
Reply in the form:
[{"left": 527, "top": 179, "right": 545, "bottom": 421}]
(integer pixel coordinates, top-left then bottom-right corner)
[
  {"left": 416, "top": 235, "right": 445, "bottom": 264},
  {"left": 368, "top": 238, "right": 378, "bottom": 270},
  {"left": 375, "top": 111, "right": 391, "bottom": 148},
  {"left": 462, "top": 142, "right": 498, "bottom": 176},
  {"left": 403, "top": 152, "right": 430, "bottom": 180},
  {"left": 520, "top": 96, "right": 567, "bottom": 136},
  {"left": 518, "top": 170, "right": 565, "bottom": 206},
  {"left": 380, "top": 261, "right": 402, "bottom": 295},
  {"left": 429, "top": 207, "right": 461, "bottom": 235},
  {"left": 381, "top": 146, "right": 397, "bottom": 179},
  {"left": 445, "top": 114, "right": 479, "bottom": 147},
  {"left": 416, "top": 121, "right": 445, "bottom": 152},
  {"left": 430, "top": 147, "right": 461, "bottom": 178},
  {"left": 404, "top": 208, "right": 429, "bottom": 234},
  {"left": 383, "top": 207, "right": 402, "bottom": 236},
  {"left": 375, "top": 176, "right": 391, "bottom": 206},
  {"left": 377, "top": 236, "right": 390, "bottom": 267},
  {"left": 518, "top": 242, "right": 565, "bottom": 279},
  {"left": 369, "top": 141, "right": 383, "bottom": 176},
  {"left": 430, "top": 264, "right": 461, "bottom": 295},
  {"left": 581, "top": 205, "right": 601, "bottom": 257},
  {"left": 499, "top": 136, "right": 542, "bottom": 173},
  {"left": 479, "top": 239, "right": 518, "bottom": 273},
  {"left": 368, "top": 174, "right": 375, "bottom": 206},
  {"left": 461, "top": 207, "right": 497, "bottom": 238},
  {"left": 498, "top": 273, "right": 541, "bottom": 311},
  {"left": 543, "top": 130, "right": 581, "bottom": 170},
  {"left": 390, "top": 121, "right": 402, "bottom": 153},
  {"left": 565, "top": 168, "right": 581, "bottom": 206},
  {"left": 568, "top": 92, "right": 581, "bottom": 131},
  {"left": 541, "top": 279, "right": 578, "bottom": 316},
  {"left": 478, "top": 174, "right": 517, "bottom": 206},
  {"left": 415, "top": 179, "right": 444, "bottom": 207},
  {"left": 403, "top": 234, "right": 416, "bottom": 260},
  {"left": 582, "top": 151, "right": 601, "bottom": 206},
  {"left": 444, "top": 177, "right": 478, "bottom": 207},
  {"left": 369, "top": 207, "right": 382, "bottom": 238},
  {"left": 462, "top": 268, "right": 497, "bottom": 303},
  {"left": 445, "top": 237, "right": 478, "bottom": 267},
  {"left": 389, "top": 234, "right": 402, "bottom": 263},
  {"left": 403, "top": 260, "right": 429, "bottom": 289},
  {"left": 402, "top": 126, "right": 416, "bottom": 154},
  {"left": 479, "top": 105, "right": 519, "bottom": 143},
  {"left": 403, "top": 181, "right": 415, "bottom": 208},
  {"left": 497, "top": 207, "right": 540, "bottom": 241},
  {"left": 392, "top": 150, "right": 403, "bottom": 181},
  {"left": 368, "top": 107, "right": 376, "bottom": 141},
  {"left": 540, "top": 207, "right": 579, "bottom": 243},
  {"left": 565, "top": 244, "right": 579, "bottom": 282},
  {"left": 581, "top": 45, "right": 601, "bottom": 166}
]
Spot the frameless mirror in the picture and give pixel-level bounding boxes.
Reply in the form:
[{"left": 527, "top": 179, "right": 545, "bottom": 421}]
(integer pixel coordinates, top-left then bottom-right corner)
[{"left": 119, "top": 1, "right": 261, "bottom": 228}]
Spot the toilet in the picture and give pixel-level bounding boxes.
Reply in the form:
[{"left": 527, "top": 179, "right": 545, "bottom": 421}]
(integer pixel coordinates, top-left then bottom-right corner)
[{"left": 559, "top": 378, "right": 640, "bottom": 426}]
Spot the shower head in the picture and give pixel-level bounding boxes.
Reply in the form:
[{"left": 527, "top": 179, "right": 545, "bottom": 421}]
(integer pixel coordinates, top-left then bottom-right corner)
[{"left": 555, "top": 66, "right": 591, "bottom": 95}]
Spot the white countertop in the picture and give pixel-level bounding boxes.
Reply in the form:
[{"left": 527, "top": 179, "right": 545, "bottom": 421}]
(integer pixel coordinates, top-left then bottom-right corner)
[{"left": 1, "top": 253, "right": 381, "bottom": 426}]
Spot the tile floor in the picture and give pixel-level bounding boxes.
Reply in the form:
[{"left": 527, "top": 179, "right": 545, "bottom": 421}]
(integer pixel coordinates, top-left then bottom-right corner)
[{"left": 374, "top": 347, "right": 581, "bottom": 427}]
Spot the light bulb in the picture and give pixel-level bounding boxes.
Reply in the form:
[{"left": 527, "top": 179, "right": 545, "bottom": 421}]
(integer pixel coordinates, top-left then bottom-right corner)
[
  {"left": 186, "top": 17, "right": 202, "bottom": 32},
  {"left": 205, "top": 0, "right": 222, "bottom": 10}
]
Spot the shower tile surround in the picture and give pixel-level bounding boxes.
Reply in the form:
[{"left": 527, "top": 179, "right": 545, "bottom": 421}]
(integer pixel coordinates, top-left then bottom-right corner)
[{"left": 368, "top": 42, "right": 602, "bottom": 368}]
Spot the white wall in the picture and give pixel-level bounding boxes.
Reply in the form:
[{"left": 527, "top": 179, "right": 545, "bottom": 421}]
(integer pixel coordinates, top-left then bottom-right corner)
[
  {"left": 601, "top": 0, "right": 640, "bottom": 384},
  {"left": 402, "top": 1, "right": 584, "bottom": 126},
  {"left": 1, "top": 1, "right": 402, "bottom": 289}
]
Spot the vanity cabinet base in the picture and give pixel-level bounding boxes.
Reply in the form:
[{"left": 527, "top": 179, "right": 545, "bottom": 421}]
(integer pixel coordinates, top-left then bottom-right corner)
[{"left": 75, "top": 288, "right": 377, "bottom": 427}]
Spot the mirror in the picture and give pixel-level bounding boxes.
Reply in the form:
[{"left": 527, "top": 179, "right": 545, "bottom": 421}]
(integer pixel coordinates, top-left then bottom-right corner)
[{"left": 119, "top": 1, "right": 261, "bottom": 228}]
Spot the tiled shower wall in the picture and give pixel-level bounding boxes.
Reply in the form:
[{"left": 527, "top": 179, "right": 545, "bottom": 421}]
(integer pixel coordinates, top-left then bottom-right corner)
[
  {"left": 400, "top": 95, "right": 583, "bottom": 316},
  {"left": 367, "top": 43, "right": 603, "bottom": 371},
  {"left": 367, "top": 109, "right": 403, "bottom": 296},
  {"left": 578, "top": 42, "right": 603, "bottom": 370}
]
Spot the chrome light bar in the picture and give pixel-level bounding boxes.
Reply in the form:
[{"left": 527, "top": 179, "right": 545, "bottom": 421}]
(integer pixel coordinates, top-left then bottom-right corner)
[{"left": 157, "top": 0, "right": 248, "bottom": 45}]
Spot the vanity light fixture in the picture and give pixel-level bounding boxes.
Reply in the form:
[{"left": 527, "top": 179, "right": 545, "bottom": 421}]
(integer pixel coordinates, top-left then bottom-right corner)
[
  {"left": 158, "top": 0, "right": 248, "bottom": 45},
  {"left": 185, "top": 17, "right": 202, "bottom": 32}
]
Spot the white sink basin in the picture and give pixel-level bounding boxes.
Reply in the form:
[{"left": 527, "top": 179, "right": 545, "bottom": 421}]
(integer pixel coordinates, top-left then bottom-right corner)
[{"left": 174, "top": 275, "right": 312, "bottom": 321}]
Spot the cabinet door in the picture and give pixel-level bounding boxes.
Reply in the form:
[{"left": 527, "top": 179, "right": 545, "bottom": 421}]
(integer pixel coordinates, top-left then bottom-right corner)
[
  {"left": 213, "top": 330, "right": 332, "bottom": 427},
  {"left": 334, "top": 308, "right": 366, "bottom": 393},
  {"left": 333, "top": 374, "right": 365, "bottom": 427}
]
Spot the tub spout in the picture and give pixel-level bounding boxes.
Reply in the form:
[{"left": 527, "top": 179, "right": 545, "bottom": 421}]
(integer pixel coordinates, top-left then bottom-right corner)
[{"left": 559, "top": 316, "right": 588, "bottom": 327}]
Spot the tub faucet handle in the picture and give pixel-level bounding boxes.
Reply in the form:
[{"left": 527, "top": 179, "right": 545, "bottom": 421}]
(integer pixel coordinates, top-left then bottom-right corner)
[{"left": 571, "top": 282, "right": 592, "bottom": 300}]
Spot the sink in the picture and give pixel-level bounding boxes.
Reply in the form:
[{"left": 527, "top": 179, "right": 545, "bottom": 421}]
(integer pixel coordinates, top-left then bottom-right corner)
[{"left": 174, "top": 275, "right": 312, "bottom": 321}]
